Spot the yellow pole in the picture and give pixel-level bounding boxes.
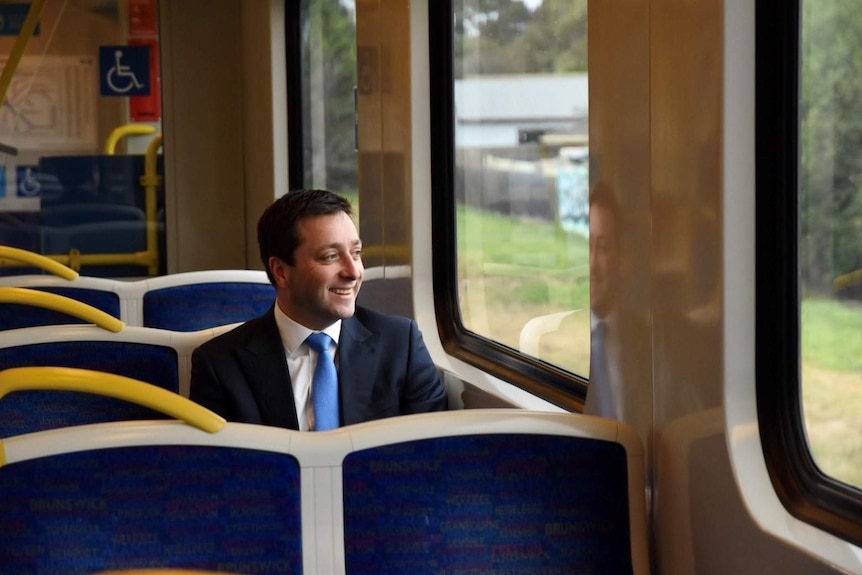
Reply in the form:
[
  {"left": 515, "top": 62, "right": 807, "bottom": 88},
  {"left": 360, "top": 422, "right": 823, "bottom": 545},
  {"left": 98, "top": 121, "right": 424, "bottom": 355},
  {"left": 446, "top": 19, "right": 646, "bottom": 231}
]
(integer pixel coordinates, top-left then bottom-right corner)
[{"left": 141, "top": 134, "right": 163, "bottom": 276}]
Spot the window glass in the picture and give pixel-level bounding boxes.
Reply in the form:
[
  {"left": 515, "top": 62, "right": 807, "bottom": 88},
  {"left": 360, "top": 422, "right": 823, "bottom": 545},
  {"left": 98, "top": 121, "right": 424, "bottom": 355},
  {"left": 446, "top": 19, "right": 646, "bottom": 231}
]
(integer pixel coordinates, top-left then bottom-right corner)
[
  {"left": 0, "top": 0, "right": 164, "bottom": 277},
  {"left": 453, "top": 0, "right": 590, "bottom": 377},
  {"left": 301, "top": 0, "right": 359, "bottom": 209},
  {"left": 800, "top": 1, "right": 862, "bottom": 489}
]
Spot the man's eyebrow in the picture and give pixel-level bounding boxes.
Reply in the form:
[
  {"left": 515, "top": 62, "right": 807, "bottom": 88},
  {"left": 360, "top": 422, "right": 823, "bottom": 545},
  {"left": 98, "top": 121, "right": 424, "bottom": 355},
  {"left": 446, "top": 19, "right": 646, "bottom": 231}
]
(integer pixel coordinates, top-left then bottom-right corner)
[{"left": 317, "top": 239, "right": 362, "bottom": 251}]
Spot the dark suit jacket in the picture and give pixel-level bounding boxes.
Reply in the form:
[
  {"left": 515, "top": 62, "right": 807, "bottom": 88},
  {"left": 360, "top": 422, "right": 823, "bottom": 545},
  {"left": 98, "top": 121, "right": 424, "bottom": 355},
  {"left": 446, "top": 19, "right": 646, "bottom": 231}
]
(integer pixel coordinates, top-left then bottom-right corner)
[{"left": 189, "top": 305, "right": 447, "bottom": 429}]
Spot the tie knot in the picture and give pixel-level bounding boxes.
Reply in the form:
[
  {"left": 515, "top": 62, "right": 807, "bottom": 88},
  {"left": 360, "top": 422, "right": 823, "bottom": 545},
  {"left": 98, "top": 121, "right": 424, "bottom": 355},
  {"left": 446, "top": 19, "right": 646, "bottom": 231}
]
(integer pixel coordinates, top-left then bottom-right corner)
[{"left": 306, "top": 332, "right": 332, "bottom": 353}]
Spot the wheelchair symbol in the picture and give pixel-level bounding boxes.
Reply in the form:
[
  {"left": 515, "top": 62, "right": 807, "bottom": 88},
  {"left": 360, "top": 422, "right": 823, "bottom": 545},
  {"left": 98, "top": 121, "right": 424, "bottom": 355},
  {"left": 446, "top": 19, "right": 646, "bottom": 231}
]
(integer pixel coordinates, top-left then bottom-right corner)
[
  {"left": 107, "top": 50, "right": 144, "bottom": 94},
  {"left": 18, "top": 167, "right": 40, "bottom": 197}
]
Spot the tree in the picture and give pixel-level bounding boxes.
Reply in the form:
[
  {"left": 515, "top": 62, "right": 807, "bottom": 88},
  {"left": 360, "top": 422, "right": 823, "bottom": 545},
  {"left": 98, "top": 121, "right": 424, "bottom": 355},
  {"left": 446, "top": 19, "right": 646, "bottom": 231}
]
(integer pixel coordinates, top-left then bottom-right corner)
[
  {"left": 453, "top": 0, "right": 587, "bottom": 77},
  {"left": 801, "top": 0, "right": 862, "bottom": 295}
]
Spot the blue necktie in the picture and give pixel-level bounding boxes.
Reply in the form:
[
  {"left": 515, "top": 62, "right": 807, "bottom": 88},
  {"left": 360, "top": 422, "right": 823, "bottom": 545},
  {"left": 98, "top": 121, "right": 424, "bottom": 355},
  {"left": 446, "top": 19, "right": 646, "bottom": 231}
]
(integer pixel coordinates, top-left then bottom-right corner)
[
  {"left": 586, "top": 320, "right": 614, "bottom": 417},
  {"left": 305, "top": 332, "right": 340, "bottom": 431}
]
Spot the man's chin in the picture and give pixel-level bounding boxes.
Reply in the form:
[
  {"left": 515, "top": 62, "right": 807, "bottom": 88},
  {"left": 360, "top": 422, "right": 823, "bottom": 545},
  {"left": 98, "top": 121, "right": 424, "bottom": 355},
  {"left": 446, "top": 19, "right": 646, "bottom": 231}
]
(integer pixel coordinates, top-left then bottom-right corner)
[{"left": 333, "top": 303, "right": 356, "bottom": 319}]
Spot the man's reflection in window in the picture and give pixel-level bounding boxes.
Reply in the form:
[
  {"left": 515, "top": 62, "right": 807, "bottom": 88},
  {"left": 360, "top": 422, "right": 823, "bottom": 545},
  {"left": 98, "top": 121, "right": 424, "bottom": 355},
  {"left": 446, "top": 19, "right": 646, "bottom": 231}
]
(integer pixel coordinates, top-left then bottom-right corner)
[{"left": 585, "top": 182, "right": 651, "bottom": 446}]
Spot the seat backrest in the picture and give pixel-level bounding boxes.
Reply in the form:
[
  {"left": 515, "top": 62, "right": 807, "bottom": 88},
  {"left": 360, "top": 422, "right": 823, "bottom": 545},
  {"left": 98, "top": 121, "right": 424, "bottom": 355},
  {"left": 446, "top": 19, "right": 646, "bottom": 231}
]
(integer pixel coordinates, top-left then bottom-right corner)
[
  {"left": 0, "top": 369, "right": 302, "bottom": 575},
  {"left": 0, "top": 284, "right": 122, "bottom": 329},
  {"left": 140, "top": 270, "right": 274, "bottom": 331},
  {"left": 337, "top": 411, "right": 649, "bottom": 575},
  {"left": 0, "top": 324, "right": 228, "bottom": 437}
]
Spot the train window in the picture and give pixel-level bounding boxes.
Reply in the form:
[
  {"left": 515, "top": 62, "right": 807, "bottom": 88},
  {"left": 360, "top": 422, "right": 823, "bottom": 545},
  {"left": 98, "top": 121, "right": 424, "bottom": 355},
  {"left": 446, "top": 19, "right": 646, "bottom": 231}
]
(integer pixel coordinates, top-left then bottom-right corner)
[
  {"left": 297, "top": 0, "right": 359, "bottom": 206},
  {"left": 452, "top": 0, "right": 589, "bottom": 374},
  {"left": 758, "top": 0, "right": 862, "bottom": 545},
  {"left": 0, "top": 0, "right": 165, "bottom": 278}
]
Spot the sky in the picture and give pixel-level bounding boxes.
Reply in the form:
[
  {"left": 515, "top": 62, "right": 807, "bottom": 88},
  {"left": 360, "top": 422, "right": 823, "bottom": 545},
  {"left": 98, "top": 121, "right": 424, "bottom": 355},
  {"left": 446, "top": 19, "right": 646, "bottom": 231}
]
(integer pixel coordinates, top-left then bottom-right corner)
[{"left": 521, "top": 0, "right": 543, "bottom": 10}]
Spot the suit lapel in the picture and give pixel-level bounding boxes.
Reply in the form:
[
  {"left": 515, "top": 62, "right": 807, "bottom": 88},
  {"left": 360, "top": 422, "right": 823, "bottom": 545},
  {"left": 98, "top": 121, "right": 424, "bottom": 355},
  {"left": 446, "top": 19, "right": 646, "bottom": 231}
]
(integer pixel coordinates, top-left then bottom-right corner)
[
  {"left": 338, "top": 314, "right": 375, "bottom": 425},
  {"left": 237, "top": 310, "right": 300, "bottom": 430}
]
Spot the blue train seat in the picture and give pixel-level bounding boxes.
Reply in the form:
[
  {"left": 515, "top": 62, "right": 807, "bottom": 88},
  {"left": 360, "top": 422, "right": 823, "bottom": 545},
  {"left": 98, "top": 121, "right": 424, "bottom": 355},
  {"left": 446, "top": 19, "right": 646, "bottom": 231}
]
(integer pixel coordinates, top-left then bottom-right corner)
[
  {"left": 0, "top": 285, "right": 121, "bottom": 329},
  {"left": 140, "top": 270, "right": 275, "bottom": 331},
  {"left": 339, "top": 411, "right": 649, "bottom": 575},
  {"left": 0, "top": 269, "right": 272, "bottom": 331},
  {"left": 0, "top": 367, "right": 302, "bottom": 575},
  {"left": 0, "top": 324, "right": 233, "bottom": 437}
]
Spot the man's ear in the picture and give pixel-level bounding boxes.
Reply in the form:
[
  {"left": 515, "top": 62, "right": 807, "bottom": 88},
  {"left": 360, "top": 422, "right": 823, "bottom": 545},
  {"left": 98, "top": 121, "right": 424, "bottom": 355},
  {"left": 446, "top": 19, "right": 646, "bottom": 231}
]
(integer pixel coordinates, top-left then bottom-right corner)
[{"left": 269, "top": 256, "right": 291, "bottom": 289}]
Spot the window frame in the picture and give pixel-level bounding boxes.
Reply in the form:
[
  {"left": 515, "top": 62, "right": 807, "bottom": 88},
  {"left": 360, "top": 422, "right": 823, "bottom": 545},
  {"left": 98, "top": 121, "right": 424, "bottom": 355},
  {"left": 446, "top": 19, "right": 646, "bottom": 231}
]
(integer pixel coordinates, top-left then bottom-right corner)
[
  {"left": 756, "top": 0, "right": 862, "bottom": 545},
  {"left": 285, "top": 0, "right": 304, "bottom": 190},
  {"left": 427, "top": 0, "right": 587, "bottom": 411}
]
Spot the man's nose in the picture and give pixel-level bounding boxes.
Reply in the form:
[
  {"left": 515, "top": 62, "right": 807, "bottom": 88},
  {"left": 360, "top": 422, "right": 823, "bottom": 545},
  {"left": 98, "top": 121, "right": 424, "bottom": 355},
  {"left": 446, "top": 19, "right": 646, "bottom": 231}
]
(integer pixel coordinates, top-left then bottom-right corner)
[{"left": 341, "top": 255, "right": 362, "bottom": 278}]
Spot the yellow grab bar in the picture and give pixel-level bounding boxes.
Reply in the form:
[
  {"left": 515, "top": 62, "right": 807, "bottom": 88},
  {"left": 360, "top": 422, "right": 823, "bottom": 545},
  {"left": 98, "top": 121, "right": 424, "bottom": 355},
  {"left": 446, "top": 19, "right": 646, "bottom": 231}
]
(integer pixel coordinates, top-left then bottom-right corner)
[
  {"left": 141, "top": 133, "right": 163, "bottom": 276},
  {"left": 105, "top": 124, "right": 158, "bottom": 155},
  {"left": 0, "top": 246, "right": 78, "bottom": 280},
  {"left": 0, "top": 287, "right": 124, "bottom": 332},
  {"left": 0, "top": 367, "right": 225, "bottom": 433}
]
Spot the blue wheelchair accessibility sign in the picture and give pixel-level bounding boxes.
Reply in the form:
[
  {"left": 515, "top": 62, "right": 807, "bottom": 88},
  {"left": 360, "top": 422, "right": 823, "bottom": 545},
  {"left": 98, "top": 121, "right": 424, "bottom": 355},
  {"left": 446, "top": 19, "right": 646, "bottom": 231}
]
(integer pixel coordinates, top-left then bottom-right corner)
[{"left": 99, "top": 45, "right": 150, "bottom": 96}]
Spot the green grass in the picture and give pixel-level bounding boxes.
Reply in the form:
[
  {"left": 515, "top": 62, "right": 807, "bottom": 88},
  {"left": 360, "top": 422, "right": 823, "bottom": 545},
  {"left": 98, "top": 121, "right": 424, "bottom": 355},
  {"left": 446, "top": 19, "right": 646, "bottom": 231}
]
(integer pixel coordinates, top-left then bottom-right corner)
[
  {"left": 802, "top": 298, "right": 862, "bottom": 371},
  {"left": 800, "top": 298, "right": 862, "bottom": 487},
  {"left": 457, "top": 204, "right": 590, "bottom": 310}
]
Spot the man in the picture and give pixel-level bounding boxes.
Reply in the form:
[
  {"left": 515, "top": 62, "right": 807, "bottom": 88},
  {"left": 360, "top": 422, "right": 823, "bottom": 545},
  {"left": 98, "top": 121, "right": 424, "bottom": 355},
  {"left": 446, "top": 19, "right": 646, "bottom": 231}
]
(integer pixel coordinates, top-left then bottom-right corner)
[
  {"left": 189, "top": 189, "right": 447, "bottom": 430},
  {"left": 584, "top": 182, "right": 651, "bottom": 446}
]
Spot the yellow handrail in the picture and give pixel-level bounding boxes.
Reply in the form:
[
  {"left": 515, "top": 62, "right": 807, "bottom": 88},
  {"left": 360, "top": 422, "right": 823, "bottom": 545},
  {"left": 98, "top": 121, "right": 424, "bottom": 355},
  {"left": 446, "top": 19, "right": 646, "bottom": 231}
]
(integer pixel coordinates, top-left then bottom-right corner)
[
  {"left": 0, "top": 130, "right": 163, "bottom": 275},
  {"left": 0, "top": 287, "right": 124, "bottom": 332},
  {"left": 104, "top": 124, "right": 158, "bottom": 155},
  {"left": 0, "top": 367, "right": 225, "bottom": 433},
  {"left": 141, "top": 133, "right": 163, "bottom": 276},
  {"left": 0, "top": 246, "right": 78, "bottom": 280}
]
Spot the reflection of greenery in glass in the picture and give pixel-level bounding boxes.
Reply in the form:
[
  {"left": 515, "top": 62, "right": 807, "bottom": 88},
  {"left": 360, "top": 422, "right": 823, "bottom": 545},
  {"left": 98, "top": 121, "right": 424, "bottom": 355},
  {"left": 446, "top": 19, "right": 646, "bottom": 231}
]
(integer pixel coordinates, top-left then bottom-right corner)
[
  {"left": 800, "top": 2, "right": 862, "bottom": 490},
  {"left": 302, "top": 0, "right": 357, "bottom": 194}
]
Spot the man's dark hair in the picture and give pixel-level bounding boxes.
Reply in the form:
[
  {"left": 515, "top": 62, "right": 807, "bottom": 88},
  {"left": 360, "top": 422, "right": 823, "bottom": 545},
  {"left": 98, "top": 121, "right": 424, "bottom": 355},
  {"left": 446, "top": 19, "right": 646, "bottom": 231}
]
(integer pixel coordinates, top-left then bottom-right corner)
[
  {"left": 589, "top": 181, "right": 620, "bottom": 243},
  {"left": 257, "top": 189, "right": 354, "bottom": 284}
]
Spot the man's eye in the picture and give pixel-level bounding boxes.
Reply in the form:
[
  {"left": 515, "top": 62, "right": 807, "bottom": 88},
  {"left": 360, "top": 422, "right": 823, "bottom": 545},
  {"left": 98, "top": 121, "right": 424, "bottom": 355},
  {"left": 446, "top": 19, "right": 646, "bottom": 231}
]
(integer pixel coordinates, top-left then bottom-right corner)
[{"left": 352, "top": 250, "right": 362, "bottom": 259}]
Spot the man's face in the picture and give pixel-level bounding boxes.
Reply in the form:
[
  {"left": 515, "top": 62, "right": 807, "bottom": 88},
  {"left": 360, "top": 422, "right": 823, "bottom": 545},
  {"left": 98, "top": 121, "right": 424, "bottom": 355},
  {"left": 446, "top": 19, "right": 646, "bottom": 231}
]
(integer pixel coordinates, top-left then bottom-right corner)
[
  {"left": 589, "top": 204, "right": 620, "bottom": 318},
  {"left": 271, "top": 212, "right": 364, "bottom": 330}
]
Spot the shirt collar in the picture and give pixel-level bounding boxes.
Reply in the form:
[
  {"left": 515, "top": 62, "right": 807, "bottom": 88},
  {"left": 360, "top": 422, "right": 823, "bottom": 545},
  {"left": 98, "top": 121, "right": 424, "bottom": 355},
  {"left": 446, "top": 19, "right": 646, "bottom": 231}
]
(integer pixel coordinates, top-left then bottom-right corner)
[{"left": 273, "top": 304, "right": 342, "bottom": 354}]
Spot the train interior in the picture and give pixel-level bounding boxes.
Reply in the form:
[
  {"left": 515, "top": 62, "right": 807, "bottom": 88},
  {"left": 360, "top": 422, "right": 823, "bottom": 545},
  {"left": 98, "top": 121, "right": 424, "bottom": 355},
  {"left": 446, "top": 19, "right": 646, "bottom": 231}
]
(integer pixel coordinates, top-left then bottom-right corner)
[{"left": 0, "top": 1, "right": 861, "bottom": 574}]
